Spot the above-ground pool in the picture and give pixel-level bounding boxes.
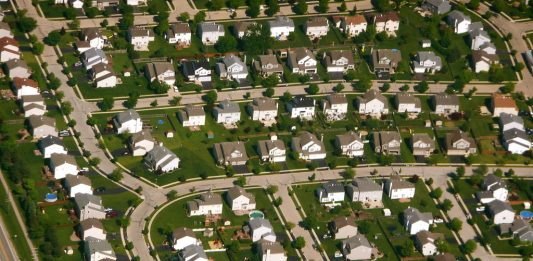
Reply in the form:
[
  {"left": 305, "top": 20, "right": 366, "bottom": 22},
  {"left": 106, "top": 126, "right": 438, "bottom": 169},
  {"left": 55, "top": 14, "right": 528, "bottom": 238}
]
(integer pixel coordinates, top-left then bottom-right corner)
[
  {"left": 45, "top": 193, "right": 58, "bottom": 203},
  {"left": 520, "top": 210, "right": 533, "bottom": 220},
  {"left": 249, "top": 210, "right": 265, "bottom": 220}
]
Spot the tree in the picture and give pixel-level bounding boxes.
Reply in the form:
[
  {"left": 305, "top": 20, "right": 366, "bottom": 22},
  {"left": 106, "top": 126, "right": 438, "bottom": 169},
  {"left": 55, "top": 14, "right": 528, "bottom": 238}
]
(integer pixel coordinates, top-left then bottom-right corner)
[
  {"left": 32, "top": 42, "right": 44, "bottom": 55},
  {"left": 246, "top": 0, "right": 261, "bottom": 18},
  {"left": 119, "top": 13, "right": 134, "bottom": 30},
  {"left": 292, "top": 237, "right": 306, "bottom": 249},
  {"left": 285, "top": 222, "right": 295, "bottom": 231},
  {"left": 44, "top": 31, "right": 61, "bottom": 46},
  {"left": 456, "top": 166, "right": 465, "bottom": 178},
  {"left": 60, "top": 101, "right": 73, "bottom": 115},
  {"left": 353, "top": 77, "right": 372, "bottom": 92},
  {"left": 293, "top": 0, "right": 308, "bottom": 14},
  {"left": 154, "top": 13, "right": 169, "bottom": 36},
  {"left": 228, "top": 0, "right": 243, "bottom": 8},
  {"left": 500, "top": 82, "right": 515, "bottom": 94},
  {"left": 241, "top": 23, "right": 273, "bottom": 56},
  {"left": 100, "top": 19, "right": 109, "bottom": 28},
  {"left": 441, "top": 199, "right": 453, "bottom": 211},
  {"left": 214, "top": 35, "right": 237, "bottom": 53},
  {"left": 317, "top": 0, "right": 329, "bottom": 13},
  {"left": 265, "top": 0, "right": 280, "bottom": 16},
  {"left": 342, "top": 168, "right": 356, "bottom": 180},
  {"left": 467, "top": 0, "right": 479, "bottom": 9},
  {"left": 414, "top": 81, "right": 429, "bottom": 93},
  {"left": 399, "top": 84, "right": 410, "bottom": 92},
  {"left": 338, "top": 1, "right": 347, "bottom": 11},
  {"left": 193, "top": 11, "right": 206, "bottom": 24},
  {"left": 124, "top": 91, "right": 140, "bottom": 109},
  {"left": 262, "top": 74, "right": 279, "bottom": 88},
  {"left": 302, "top": 216, "right": 317, "bottom": 230},
  {"left": 463, "top": 239, "right": 477, "bottom": 254},
  {"left": 98, "top": 96, "right": 114, "bottom": 111},
  {"left": 505, "top": 169, "right": 515, "bottom": 177},
  {"left": 349, "top": 4, "right": 357, "bottom": 15},
  {"left": 372, "top": 0, "right": 391, "bottom": 12},
  {"left": 333, "top": 83, "right": 345, "bottom": 93},
  {"left": 344, "top": 70, "right": 357, "bottom": 81},
  {"left": 63, "top": 8, "right": 77, "bottom": 20},
  {"left": 399, "top": 240, "right": 414, "bottom": 257},
  {"left": 264, "top": 87, "right": 275, "bottom": 97},
  {"left": 307, "top": 84, "right": 320, "bottom": 95},
  {"left": 379, "top": 83, "right": 391, "bottom": 92},
  {"left": 449, "top": 218, "right": 463, "bottom": 232},
  {"left": 203, "top": 90, "right": 218, "bottom": 105},
  {"left": 209, "top": 0, "right": 224, "bottom": 10},
  {"left": 149, "top": 81, "right": 170, "bottom": 94},
  {"left": 178, "top": 12, "right": 190, "bottom": 22},
  {"left": 109, "top": 169, "right": 123, "bottom": 181},
  {"left": 267, "top": 185, "right": 278, "bottom": 195},
  {"left": 488, "top": 64, "right": 505, "bottom": 83},
  {"left": 273, "top": 197, "right": 282, "bottom": 206},
  {"left": 430, "top": 188, "right": 443, "bottom": 199},
  {"left": 235, "top": 176, "right": 246, "bottom": 186},
  {"left": 150, "top": 100, "right": 158, "bottom": 107},
  {"left": 281, "top": 91, "right": 292, "bottom": 102}
]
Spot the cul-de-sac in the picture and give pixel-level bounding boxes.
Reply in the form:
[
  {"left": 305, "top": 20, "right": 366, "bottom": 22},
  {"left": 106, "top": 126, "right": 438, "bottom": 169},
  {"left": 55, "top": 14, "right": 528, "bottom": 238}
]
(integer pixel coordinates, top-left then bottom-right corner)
[{"left": 0, "top": 0, "right": 533, "bottom": 260}]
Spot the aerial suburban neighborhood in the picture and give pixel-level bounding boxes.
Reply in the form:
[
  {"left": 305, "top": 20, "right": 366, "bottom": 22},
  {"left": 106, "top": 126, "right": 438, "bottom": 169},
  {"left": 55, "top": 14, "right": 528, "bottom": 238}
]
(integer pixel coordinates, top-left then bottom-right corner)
[{"left": 0, "top": 0, "right": 532, "bottom": 260}]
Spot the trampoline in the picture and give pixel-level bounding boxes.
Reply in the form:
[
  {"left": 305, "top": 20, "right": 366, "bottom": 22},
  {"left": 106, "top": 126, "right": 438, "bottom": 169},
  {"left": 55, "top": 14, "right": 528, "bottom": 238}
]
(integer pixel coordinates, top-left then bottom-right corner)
[{"left": 520, "top": 210, "right": 533, "bottom": 220}]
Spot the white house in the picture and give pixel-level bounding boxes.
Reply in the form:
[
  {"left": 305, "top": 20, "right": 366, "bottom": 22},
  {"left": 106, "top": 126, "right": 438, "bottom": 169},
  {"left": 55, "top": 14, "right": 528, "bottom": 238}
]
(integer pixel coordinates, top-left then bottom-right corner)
[
  {"left": 91, "top": 63, "right": 117, "bottom": 88},
  {"left": 81, "top": 48, "right": 108, "bottom": 70},
  {"left": 187, "top": 191, "right": 223, "bottom": 216},
  {"left": 49, "top": 153, "right": 79, "bottom": 179},
  {"left": 257, "top": 240, "right": 287, "bottom": 261},
  {"left": 357, "top": 89, "right": 389, "bottom": 115},
  {"left": 479, "top": 174, "right": 509, "bottom": 203},
  {"left": 113, "top": 109, "right": 142, "bottom": 134},
  {"left": 447, "top": 10, "right": 471, "bottom": 34},
  {"left": 166, "top": 23, "right": 192, "bottom": 46},
  {"left": 179, "top": 245, "right": 208, "bottom": 261},
  {"left": 198, "top": 22, "right": 225, "bottom": 45},
  {"left": 374, "top": 12, "right": 400, "bottom": 35},
  {"left": 342, "top": 235, "right": 373, "bottom": 261},
  {"left": 268, "top": 16, "right": 295, "bottom": 40},
  {"left": 373, "top": 131, "right": 402, "bottom": 155},
  {"left": 225, "top": 186, "right": 256, "bottom": 212},
  {"left": 172, "top": 228, "right": 198, "bottom": 250},
  {"left": 128, "top": 27, "right": 155, "bottom": 51},
  {"left": 28, "top": 115, "right": 56, "bottom": 139},
  {"left": 472, "top": 50, "right": 498, "bottom": 73},
  {"left": 396, "top": 92, "right": 422, "bottom": 113},
  {"left": 469, "top": 29, "right": 491, "bottom": 51},
  {"left": 346, "top": 177, "right": 383, "bottom": 204},
  {"left": 324, "top": 50, "right": 355, "bottom": 73},
  {"left": 412, "top": 51, "right": 442, "bottom": 74},
  {"left": 145, "top": 62, "right": 176, "bottom": 86},
  {"left": 316, "top": 181, "right": 345, "bottom": 203},
  {"left": 213, "top": 141, "right": 249, "bottom": 166},
  {"left": 335, "top": 132, "right": 364, "bottom": 157},
  {"left": 144, "top": 144, "right": 180, "bottom": 173},
  {"left": 433, "top": 93, "right": 460, "bottom": 114},
  {"left": 304, "top": 17, "right": 329, "bottom": 39},
  {"left": 254, "top": 54, "right": 283, "bottom": 77},
  {"left": 331, "top": 216, "right": 358, "bottom": 239},
  {"left": 249, "top": 218, "right": 276, "bottom": 242},
  {"left": 287, "top": 47, "right": 317, "bottom": 75},
  {"left": 84, "top": 237, "right": 116, "bottom": 261},
  {"left": 79, "top": 219, "right": 106, "bottom": 241},
  {"left": 5, "top": 59, "right": 31, "bottom": 79},
  {"left": 128, "top": 131, "right": 155, "bottom": 156},
  {"left": 288, "top": 95, "right": 315, "bottom": 120},
  {"left": 500, "top": 113, "right": 525, "bottom": 132},
  {"left": 248, "top": 97, "right": 278, "bottom": 126},
  {"left": 178, "top": 105, "right": 206, "bottom": 127},
  {"left": 487, "top": 200, "right": 515, "bottom": 225},
  {"left": 74, "top": 194, "right": 106, "bottom": 221},
  {"left": 492, "top": 93, "right": 518, "bottom": 117},
  {"left": 384, "top": 176, "right": 415, "bottom": 199},
  {"left": 65, "top": 174, "right": 92, "bottom": 198},
  {"left": 291, "top": 131, "right": 326, "bottom": 160},
  {"left": 415, "top": 231, "right": 443, "bottom": 256},
  {"left": 221, "top": 55, "right": 248, "bottom": 80},
  {"left": 39, "top": 135, "right": 67, "bottom": 159},
  {"left": 213, "top": 100, "right": 241, "bottom": 125},
  {"left": 126, "top": 0, "right": 146, "bottom": 6},
  {"left": 341, "top": 15, "right": 367, "bottom": 36},
  {"left": 12, "top": 77, "right": 39, "bottom": 99},
  {"left": 80, "top": 28, "right": 105, "bottom": 49},
  {"left": 503, "top": 129, "right": 532, "bottom": 155},
  {"left": 23, "top": 103, "right": 46, "bottom": 117},
  {"left": 257, "top": 135, "right": 286, "bottom": 163},
  {"left": 0, "top": 37, "right": 20, "bottom": 62},
  {"left": 322, "top": 93, "right": 348, "bottom": 121},
  {"left": 404, "top": 207, "right": 433, "bottom": 235},
  {"left": 182, "top": 60, "right": 211, "bottom": 84}
]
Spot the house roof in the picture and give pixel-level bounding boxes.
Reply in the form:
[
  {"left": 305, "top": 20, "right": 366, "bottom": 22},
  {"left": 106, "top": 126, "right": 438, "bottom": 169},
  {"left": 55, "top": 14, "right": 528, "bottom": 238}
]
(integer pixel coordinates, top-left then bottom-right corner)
[
  {"left": 258, "top": 240, "right": 285, "bottom": 255},
  {"left": 0, "top": 36, "right": 18, "bottom": 48},
  {"left": 336, "top": 132, "right": 362, "bottom": 147},
  {"left": 85, "top": 237, "right": 114, "bottom": 256},
  {"left": 248, "top": 218, "right": 273, "bottom": 231},
  {"left": 306, "top": 17, "right": 328, "bottom": 27},
  {"left": 373, "top": 49, "right": 402, "bottom": 68},
  {"left": 292, "top": 95, "right": 315, "bottom": 108},
  {"left": 65, "top": 174, "right": 92, "bottom": 187},
  {"left": 375, "top": 131, "right": 401, "bottom": 146},
  {"left": 226, "top": 186, "right": 255, "bottom": 203},
  {"left": 28, "top": 115, "right": 55, "bottom": 128},
  {"left": 343, "top": 15, "right": 366, "bottom": 25},
  {"left": 293, "top": 131, "right": 325, "bottom": 155},
  {"left": 214, "top": 141, "right": 249, "bottom": 162},
  {"left": 333, "top": 216, "right": 357, "bottom": 229},
  {"left": 234, "top": 21, "right": 256, "bottom": 33},
  {"left": 493, "top": 93, "right": 518, "bottom": 109},
  {"left": 258, "top": 139, "right": 286, "bottom": 157},
  {"left": 180, "top": 244, "right": 207, "bottom": 260},
  {"left": 472, "top": 50, "right": 498, "bottom": 64},
  {"left": 184, "top": 105, "right": 205, "bottom": 117},
  {"left": 326, "top": 50, "right": 355, "bottom": 67},
  {"left": 499, "top": 113, "right": 524, "bottom": 127},
  {"left": 115, "top": 109, "right": 140, "bottom": 125},
  {"left": 130, "top": 131, "right": 154, "bottom": 144},
  {"left": 172, "top": 227, "right": 196, "bottom": 240},
  {"left": 358, "top": 89, "right": 388, "bottom": 106},
  {"left": 182, "top": 60, "right": 210, "bottom": 76},
  {"left": 447, "top": 10, "right": 471, "bottom": 24},
  {"left": 128, "top": 27, "right": 153, "bottom": 38},
  {"left": 503, "top": 129, "right": 530, "bottom": 143},
  {"left": 39, "top": 135, "right": 64, "bottom": 149},
  {"left": 415, "top": 230, "right": 443, "bottom": 245},
  {"left": 168, "top": 22, "right": 191, "bottom": 34},
  {"left": 396, "top": 92, "right": 421, "bottom": 108},
  {"left": 258, "top": 54, "right": 280, "bottom": 67},
  {"left": 74, "top": 193, "right": 102, "bottom": 208},
  {"left": 445, "top": 130, "right": 476, "bottom": 149},
  {"left": 291, "top": 47, "right": 315, "bottom": 63},
  {"left": 12, "top": 77, "right": 38, "bottom": 89},
  {"left": 512, "top": 219, "right": 533, "bottom": 236},
  {"left": 487, "top": 199, "right": 514, "bottom": 214},
  {"left": 321, "top": 181, "right": 344, "bottom": 193},
  {"left": 482, "top": 174, "right": 504, "bottom": 188},
  {"left": 199, "top": 22, "right": 224, "bottom": 33},
  {"left": 81, "top": 48, "right": 106, "bottom": 61},
  {"left": 91, "top": 63, "right": 113, "bottom": 75},
  {"left": 0, "top": 21, "right": 10, "bottom": 32},
  {"left": 387, "top": 176, "right": 415, "bottom": 190},
  {"left": 469, "top": 28, "right": 489, "bottom": 40},
  {"left": 416, "top": 51, "right": 442, "bottom": 67},
  {"left": 374, "top": 12, "right": 400, "bottom": 23},
  {"left": 146, "top": 62, "right": 174, "bottom": 78},
  {"left": 424, "top": 0, "right": 450, "bottom": 8},
  {"left": 215, "top": 100, "right": 240, "bottom": 113},
  {"left": 23, "top": 103, "right": 45, "bottom": 112},
  {"left": 404, "top": 207, "right": 433, "bottom": 224},
  {"left": 50, "top": 153, "right": 77, "bottom": 167},
  {"left": 412, "top": 133, "right": 435, "bottom": 149},
  {"left": 81, "top": 27, "right": 103, "bottom": 41},
  {"left": 251, "top": 97, "right": 277, "bottom": 111},
  {"left": 80, "top": 218, "right": 104, "bottom": 231},
  {"left": 223, "top": 55, "right": 246, "bottom": 68},
  {"left": 146, "top": 144, "right": 178, "bottom": 164},
  {"left": 5, "top": 59, "right": 28, "bottom": 70},
  {"left": 188, "top": 191, "right": 223, "bottom": 211},
  {"left": 343, "top": 234, "right": 371, "bottom": 250},
  {"left": 269, "top": 16, "right": 294, "bottom": 28},
  {"left": 353, "top": 177, "right": 382, "bottom": 192},
  {"left": 434, "top": 93, "right": 459, "bottom": 106}
]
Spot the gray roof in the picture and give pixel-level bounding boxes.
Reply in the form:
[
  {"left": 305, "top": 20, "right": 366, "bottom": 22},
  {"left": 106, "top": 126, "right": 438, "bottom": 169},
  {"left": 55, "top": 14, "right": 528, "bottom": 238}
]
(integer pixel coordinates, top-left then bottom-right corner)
[
  {"left": 145, "top": 145, "right": 178, "bottom": 164},
  {"left": 423, "top": 0, "right": 451, "bottom": 10},
  {"left": 469, "top": 21, "right": 484, "bottom": 32},
  {"left": 130, "top": 131, "right": 154, "bottom": 144},
  {"left": 188, "top": 191, "right": 223, "bottom": 211},
  {"left": 180, "top": 244, "right": 207, "bottom": 261},
  {"left": 115, "top": 109, "right": 140, "bottom": 125},
  {"left": 352, "top": 177, "right": 382, "bottom": 192},
  {"left": 511, "top": 219, "right": 533, "bottom": 242},
  {"left": 258, "top": 240, "right": 285, "bottom": 255},
  {"left": 404, "top": 207, "right": 433, "bottom": 224},
  {"left": 184, "top": 105, "right": 205, "bottom": 117},
  {"left": 226, "top": 186, "right": 255, "bottom": 203},
  {"left": 50, "top": 153, "right": 77, "bottom": 167},
  {"left": 415, "top": 230, "right": 443, "bottom": 245},
  {"left": 291, "top": 95, "right": 315, "bottom": 108},
  {"left": 215, "top": 100, "right": 241, "bottom": 113},
  {"left": 333, "top": 216, "right": 357, "bottom": 229},
  {"left": 433, "top": 93, "right": 459, "bottom": 106},
  {"left": 343, "top": 234, "right": 371, "bottom": 250},
  {"left": 503, "top": 129, "right": 530, "bottom": 143},
  {"left": 222, "top": 55, "right": 247, "bottom": 72},
  {"left": 358, "top": 89, "right": 388, "bottom": 107},
  {"left": 469, "top": 28, "right": 490, "bottom": 40},
  {"left": 80, "top": 218, "right": 104, "bottom": 231},
  {"left": 387, "top": 176, "right": 415, "bottom": 190},
  {"left": 74, "top": 193, "right": 102, "bottom": 208},
  {"left": 250, "top": 97, "right": 278, "bottom": 111},
  {"left": 65, "top": 174, "right": 92, "bottom": 187},
  {"left": 482, "top": 174, "right": 505, "bottom": 189},
  {"left": 168, "top": 22, "right": 191, "bottom": 35},
  {"left": 446, "top": 130, "right": 476, "bottom": 149},
  {"left": 39, "top": 135, "right": 64, "bottom": 149},
  {"left": 288, "top": 47, "right": 316, "bottom": 68},
  {"left": 258, "top": 139, "right": 286, "bottom": 158},
  {"left": 234, "top": 21, "right": 256, "bottom": 34},
  {"left": 199, "top": 22, "right": 224, "bottom": 33},
  {"left": 28, "top": 115, "right": 55, "bottom": 129},
  {"left": 411, "top": 133, "right": 435, "bottom": 150},
  {"left": 374, "top": 131, "right": 401, "bottom": 148},
  {"left": 81, "top": 28, "right": 103, "bottom": 41},
  {"left": 336, "top": 131, "right": 362, "bottom": 147},
  {"left": 415, "top": 51, "right": 442, "bottom": 66},
  {"left": 325, "top": 50, "right": 355, "bottom": 68},
  {"left": 248, "top": 218, "right": 273, "bottom": 231},
  {"left": 85, "top": 238, "right": 114, "bottom": 256},
  {"left": 396, "top": 92, "right": 421, "bottom": 108},
  {"left": 172, "top": 227, "right": 196, "bottom": 240},
  {"left": 487, "top": 200, "right": 514, "bottom": 215},
  {"left": 321, "top": 181, "right": 344, "bottom": 193},
  {"left": 128, "top": 27, "right": 153, "bottom": 38},
  {"left": 292, "top": 131, "right": 326, "bottom": 155},
  {"left": 269, "top": 16, "right": 294, "bottom": 28},
  {"left": 447, "top": 10, "right": 471, "bottom": 24},
  {"left": 214, "top": 141, "right": 249, "bottom": 163},
  {"left": 327, "top": 94, "right": 348, "bottom": 105},
  {"left": 5, "top": 59, "right": 29, "bottom": 70},
  {"left": 82, "top": 48, "right": 106, "bottom": 61},
  {"left": 146, "top": 62, "right": 174, "bottom": 79},
  {"left": 499, "top": 113, "right": 524, "bottom": 128}
]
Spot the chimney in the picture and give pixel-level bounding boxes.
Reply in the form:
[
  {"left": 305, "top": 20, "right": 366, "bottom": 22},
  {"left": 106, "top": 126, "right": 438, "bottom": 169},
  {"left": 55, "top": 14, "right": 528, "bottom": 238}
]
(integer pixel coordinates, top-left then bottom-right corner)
[
  {"left": 270, "top": 132, "right": 277, "bottom": 141},
  {"left": 159, "top": 142, "right": 163, "bottom": 147}
]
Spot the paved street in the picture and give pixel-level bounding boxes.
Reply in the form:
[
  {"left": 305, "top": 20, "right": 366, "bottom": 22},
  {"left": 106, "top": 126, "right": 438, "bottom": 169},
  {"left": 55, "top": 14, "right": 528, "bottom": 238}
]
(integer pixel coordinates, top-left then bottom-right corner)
[{"left": 0, "top": 215, "right": 18, "bottom": 261}]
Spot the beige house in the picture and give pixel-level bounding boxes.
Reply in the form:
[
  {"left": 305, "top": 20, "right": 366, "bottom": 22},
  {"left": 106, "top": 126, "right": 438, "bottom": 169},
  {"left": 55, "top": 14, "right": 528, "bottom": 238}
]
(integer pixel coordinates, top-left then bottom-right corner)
[{"left": 445, "top": 130, "right": 477, "bottom": 156}]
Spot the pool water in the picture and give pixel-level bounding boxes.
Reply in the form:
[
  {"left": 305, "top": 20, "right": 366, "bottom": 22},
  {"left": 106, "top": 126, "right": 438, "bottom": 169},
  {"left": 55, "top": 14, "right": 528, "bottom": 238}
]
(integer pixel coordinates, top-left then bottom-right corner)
[
  {"left": 249, "top": 210, "right": 265, "bottom": 220},
  {"left": 520, "top": 210, "right": 533, "bottom": 219},
  {"left": 45, "top": 193, "right": 58, "bottom": 202}
]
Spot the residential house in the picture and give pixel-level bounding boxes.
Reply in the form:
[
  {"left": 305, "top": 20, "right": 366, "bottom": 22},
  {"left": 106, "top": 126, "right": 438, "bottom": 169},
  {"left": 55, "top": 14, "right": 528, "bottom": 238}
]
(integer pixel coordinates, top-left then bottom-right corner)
[
  {"left": 445, "top": 130, "right": 477, "bottom": 156},
  {"left": 412, "top": 51, "right": 442, "bottom": 74},
  {"left": 234, "top": 21, "right": 256, "bottom": 38},
  {"left": 213, "top": 141, "right": 249, "bottom": 166},
  {"left": 421, "top": 39, "right": 432, "bottom": 48},
  {"left": 340, "top": 15, "right": 367, "bottom": 36},
  {"left": 316, "top": 181, "right": 345, "bottom": 203},
  {"left": 74, "top": 194, "right": 106, "bottom": 221},
  {"left": 179, "top": 245, "right": 208, "bottom": 261},
  {"left": 492, "top": 93, "right": 518, "bottom": 117},
  {"left": 415, "top": 231, "right": 444, "bottom": 256},
  {"left": 225, "top": 186, "right": 256, "bottom": 212},
  {"left": 432, "top": 93, "right": 460, "bottom": 114},
  {"left": 248, "top": 97, "right": 278, "bottom": 125},
  {"left": 76, "top": 40, "right": 92, "bottom": 54},
  {"left": 257, "top": 136, "right": 286, "bottom": 163},
  {"left": 90, "top": 0, "right": 119, "bottom": 10},
  {"left": 502, "top": 129, "right": 531, "bottom": 155},
  {"left": 335, "top": 132, "right": 364, "bottom": 157},
  {"left": 469, "top": 29, "right": 491, "bottom": 51},
  {"left": 0, "top": 37, "right": 20, "bottom": 62},
  {"left": 384, "top": 176, "right": 415, "bottom": 199},
  {"left": 372, "top": 48, "right": 402, "bottom": 74},
  {"left": 166, "top": 23, "right": 192, "bottom": 46},
  {"left": 128, "top": 27, "right": 154, "bottom": 51},
  {"left": 447, "top": 11, "right": 471, "bottom": 34},
  {"left": 213, "top": 100, "right": 241, "bottom": 125},
  {"left": 0, "top": 22, "right": 13, "bottom": 38},
  {"left": 69, "top": 0, "right": 84, "bottom": 9},
  {"left": 50, "top": 153, "right": 79, "bottom": 179},
  {"left": 330, "top": 216, "right": 358, "bottom": 239},
  {"left": 248, "top": 218, "right": 276, "bottom": 242},
  {"left": 127, "top": 0, "right": 146, "bottom": 6},
  {"left": 357, "top": 89, "right": 389, "bottom": 115},
  {"left": 28, "top": 115, "right": 56, "bottom": 138},
  {"left": 304, "top": 17, "right": 329, "bottom": 39},
  {"left": 198, "top": 22, "right": 225, "bottom": 45},
  {"left": 373, "top": 131, "right": 402, "bottom": 155},
  {"left": 257, "top": 240, "right": 287, "bottom": 261},
  {"left": 422, "top": 0, "right": 451, "bottom": 14},
  {"left": 81, "top": 48, "right": 108, "bottom": 70},
  {"left": 268, "top": 16, "right": 295, "bottom": 40},
  {"left": 374, "top": 12, "right": 400, "bottom": 35},
  {"left": 404, "top": 207, "right": 433, "bottom": 235},
  {"left": 113, "top": 109, "right": 142, "bottom": 134},
  {"left": 21, "top": 94, "right": 45, "bottom": 117},
  {"left": 342, "top": 234, "right": 373, "bottom": 260},
  {"left": 80, "top": 28, "right": 105, "bottom": 49},
  {"left": 291, "top": 131, "right": 327, "bottom": 160},
  {"left": 472, "top": 50, "right": 499, "bottom": 73},
  {"left": 144, "top": 144, "right": 180, "bottom": 172},
  {"left": 486, "top": 200, "right": 515, "bottom": 224},
  {"left": 287, "top": 47, "right": 317, "bottom": 74},
  {"left": 187, "top": 191, "right": 223, "bottom": 216},
  {"left": 510, "top": 220, "right": 533, "bottom": 242},
  {"left": 288, "top": 95, "right": 315, "bottom": 120},
  {"left": 322, "top": 94, "right": 348, "bottom": 120},
  {"left": 128, "top": 131, "right": 155, "bottom": 156},
  {"left": 182, "top": 60, "right": 211, "bottom": 83},
  {"left": 172, "top": 227, "right": 198, "bottom": 250},
  {"left": 434, "top": 253, "right": 456, "bottom": 261},
  {"left": 65, "top": 174, "right": 92, "bottom": 197},
  {"left": 38, "top": 135, "right": 67, "bottom": 158},
  {"left": 5, "top": 59, "right": 31, "bottom": 79},
  {"left": 254, "top": 54, "right": 283, "bottom": 77},
  {"left": 478, "top": 174, "right": 509, "bottom": 203},
  {"left": 346, "top": 177, "right": 383, "bottom": 203},
  {"left": 12, "top": 77, "right": 39, "bottom": 99},
  {"left": 84, "top": 238, "right": 116, "bottom": 261},
  {"left": 396, "top": 92, "right": 422, "bottom": 113},
  {"left": 145, "top": 62, "right": 176, "bottom": 86},
  {"left": 79, "top": 219, "right": 105, "bottom": 241},
  {"left": 178, "top": 105, "right": 206, "bottom": 127},
  {"left": 479, "top": 42, "right": 497, "bottom": 54},
  {"left": 411, "top": 133, "right": 436, "bottom": 157},
  {"left": 220, "top": 55, "right": 248, "bottom": 80},
  {"left": 499, "top": 113, "right": 525, "bottom": 132},
  {"left": 90, "top": 63, "right": 116, "bottom": 88},
  {"left": 324, "top": 50, "right": 355, "bottom": 73}
]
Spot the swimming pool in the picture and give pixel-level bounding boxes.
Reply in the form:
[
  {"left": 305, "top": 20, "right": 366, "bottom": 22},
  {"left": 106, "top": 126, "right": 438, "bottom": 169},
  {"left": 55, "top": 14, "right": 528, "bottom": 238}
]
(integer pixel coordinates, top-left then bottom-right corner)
[
  {"left": 520, "top": 210, "right": 533, "bottom": 220},
  {"left": 45, "top": 193, "right": 58, "bottom": 203},
  {"left": 249, "top": 210, "right": 265, "bottom": 220}
]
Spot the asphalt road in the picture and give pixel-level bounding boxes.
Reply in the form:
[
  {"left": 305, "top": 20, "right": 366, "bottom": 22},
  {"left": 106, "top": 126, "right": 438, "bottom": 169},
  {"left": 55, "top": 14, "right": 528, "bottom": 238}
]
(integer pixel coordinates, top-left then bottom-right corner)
[{"left": 0, "top": 215, "right": 18, "bottom": 261}]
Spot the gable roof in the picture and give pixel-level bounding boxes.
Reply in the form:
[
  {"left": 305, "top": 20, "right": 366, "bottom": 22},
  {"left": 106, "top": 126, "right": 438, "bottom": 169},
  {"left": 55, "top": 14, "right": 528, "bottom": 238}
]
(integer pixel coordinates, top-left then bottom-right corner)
[
  {"left": 65, "top": 174, "right": 92, "bottom": 187},
  {"left": 499, "top": 113, "right": 524, "bottom": 127},
  {"left": 258, "top": 240, "right": 285, "bottom": 255},
  {"left": 251, "top": 97, "right": 277, "bottom": 111},
  {"left": 269, "top": 16, "right": 294, "bottom": 28},
  {"left": 81, "top": 28, "right": 103, "bottom": 41},
  {"left": 493, "top": 93, "right": 518, "bottom": 109},
  {"left": 487, "top": 199, "right": 514, "bottom": 214},
  {"left": 28, "top": 115, "right": 55, "bottom": 128},
  {"left": 199, "top": 22, "right": 224, "bottom": 33},
  {"left": 168, "top": 22, "right": 191, "bottom": 35},
  {"left": 248, "top": 218, "right": 273, "bottom": 231},
  {"left": 415, "top": 230, "right": 443, "bottom": 245},
  {"left": 172, "top": 227, "right": 196, "bottom": 240},
  {"left": 447, "top": 10, "right": 471, "bottom": 24},
  {"left": 336, "top": 131, "right": 363, "bottom": 147},
  {"left": 258, "top": 139, "right": 286, "bottom": 157},
  {"left": 5, "top": 59, "right": 28, "bottom": 70},
  {"left": 374, "top": 12, "right": 400, "bottom": 23},
  {"left": 343, "top": 234, "right": 371, "bottom": 250},
  {"left": 343, "top": 15, "right": 367, "bottom": 25},
  {"left": 146, "top": 144, "right": 178, "bottom": 163},
  {"left": 115, "top": 109, "right": 140, "bottom": 124},
  {"left": 387, "top": 176, "right": 415, "bottom": 190},
  {"left": 214, "top": 141, "right": 248, "bottom": 162},
  {"left": 306, "top": 17, "right": 328, "bottom": 27},
  {"left": 321, "top": 181, "right": 345, "bottom": 193},
  {"left": 180, "top": 244, "right": 207, "bottom": 260},
  {"left": 446, "top": 130, "right": 476, "bottom": 149},
  {"left": 412, "top": 133, "right": 435, "bottom": 148},
  {"left": 404, "top": 207, "right": 433, "bottom": 224},
  {"left": 292, "top": 95, "right": 315, "bottom": 108},
  {"left": 74, "top": 193, "right": 102, "bottom": 208},
  {"left": 80, "top": 218, "right": 104, "bottom": 231},
  {"left": 434, "top": 93, "right": 459, "bottom": 106},
  {"left": 85, "top": 237, "right": 114, "bottom": 256},
  {"left": 39, "top": 135, "right": 64, "bottom": 149},
  {"left": 353, "top": 177, "right": 382, "bottom": 192},
  {"left": 226, "top": 186, "right": 255, "bottom": 203},
  {"left": 50, "top": 153, "right": 77, "bottom": 167},
  {"left": 130, "top": 131, "right": 154, "bottom": 144},
  {"left": 13, "top": 77, "right": 38, "bottom": 89},
  {"left": 359, "top": 89, "right": 388, "bottom": 105},
  {"left": 128, "top": 27, "right": 153, "bottom": 38},
  {"left": 396, "top": 92, "right": 421, "bottom": 108},
  {"left": 333, "top": 216, "right": 357, "bottom": 229}
]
